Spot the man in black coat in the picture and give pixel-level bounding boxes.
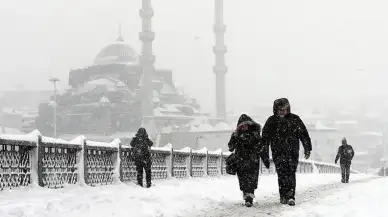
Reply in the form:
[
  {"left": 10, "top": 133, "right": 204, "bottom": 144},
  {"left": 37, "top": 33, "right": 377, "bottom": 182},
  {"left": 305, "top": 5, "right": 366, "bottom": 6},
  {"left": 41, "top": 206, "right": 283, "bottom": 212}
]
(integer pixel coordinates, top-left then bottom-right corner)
[
  {"left": 228, "top": 114, "right": 270, "bottom": 207},
  {"left": 335, "top": 137, "right": 354, "bottom": 183},
  {"left": 130, "top": 127, "right": 153, "bottom": 188},
  {"left": 262, "top": 98, "right": 312, "bottom": 206}
]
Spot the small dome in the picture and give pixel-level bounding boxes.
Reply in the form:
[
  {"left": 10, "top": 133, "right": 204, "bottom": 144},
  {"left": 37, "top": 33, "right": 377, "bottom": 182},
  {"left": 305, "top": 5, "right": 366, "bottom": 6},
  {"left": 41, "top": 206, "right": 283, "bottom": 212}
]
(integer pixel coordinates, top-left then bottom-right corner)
[{"left": 94, "top": 37, "right": 138, "bottom": 65}]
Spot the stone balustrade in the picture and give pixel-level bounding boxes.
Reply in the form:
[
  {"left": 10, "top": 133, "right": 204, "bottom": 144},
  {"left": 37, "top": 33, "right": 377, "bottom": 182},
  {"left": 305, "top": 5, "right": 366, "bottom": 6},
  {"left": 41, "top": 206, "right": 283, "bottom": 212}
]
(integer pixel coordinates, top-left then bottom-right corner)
[{"left": 0, "top": 132, "right": 358, "bottom": 191}]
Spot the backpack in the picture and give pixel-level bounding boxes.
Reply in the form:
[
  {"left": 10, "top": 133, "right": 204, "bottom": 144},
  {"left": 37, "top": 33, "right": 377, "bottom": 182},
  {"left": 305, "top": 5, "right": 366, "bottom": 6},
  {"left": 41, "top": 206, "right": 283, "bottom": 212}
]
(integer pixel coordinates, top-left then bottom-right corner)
[
  {"left": 131, "top": 138, "right": 150, "bottom": 162},
  {"left": 343, "top": 146, "right": 353, "bottom": 158}
]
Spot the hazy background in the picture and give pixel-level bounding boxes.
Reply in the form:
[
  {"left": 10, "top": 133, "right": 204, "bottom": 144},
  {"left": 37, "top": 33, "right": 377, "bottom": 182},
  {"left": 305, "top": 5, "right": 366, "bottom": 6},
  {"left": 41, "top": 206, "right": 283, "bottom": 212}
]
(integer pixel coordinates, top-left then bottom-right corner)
[{"left": 1, "top": 0, "right": 387, "bottom": 113}]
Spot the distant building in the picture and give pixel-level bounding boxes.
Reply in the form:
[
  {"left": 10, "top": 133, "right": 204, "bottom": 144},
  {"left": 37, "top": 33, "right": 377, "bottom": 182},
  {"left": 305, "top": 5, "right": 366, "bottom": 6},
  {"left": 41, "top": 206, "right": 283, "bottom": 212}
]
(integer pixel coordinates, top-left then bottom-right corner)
[{"left": 35, "top": 32, "right": 230, "bottom": 142}]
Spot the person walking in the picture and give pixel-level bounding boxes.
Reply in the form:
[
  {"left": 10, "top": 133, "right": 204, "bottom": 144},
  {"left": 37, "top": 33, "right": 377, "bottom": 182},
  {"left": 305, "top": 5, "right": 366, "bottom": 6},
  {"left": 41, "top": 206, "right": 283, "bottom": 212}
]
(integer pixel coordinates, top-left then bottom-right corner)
[
  {"left": 262, "top": 98, "right": 312, "bottom": 206},
  {"left": 130, "top": 127, "right": 153, "bottom": 188},
  {"left": 228, "top": 114, "right": 270, "bottom": 207},
  {"left": 335, "top": 137, "right": 355, "bottom": 183}
]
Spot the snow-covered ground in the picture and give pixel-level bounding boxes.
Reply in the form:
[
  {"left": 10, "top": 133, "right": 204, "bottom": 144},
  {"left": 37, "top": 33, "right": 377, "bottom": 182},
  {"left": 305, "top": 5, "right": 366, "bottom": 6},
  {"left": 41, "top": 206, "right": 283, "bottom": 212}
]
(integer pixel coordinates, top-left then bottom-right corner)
[
  {"left": 0, "top": 174, "right": 376, "bottom": 217},
  {"left": 283, "top": 177, "right": 388, "bottom": 217}
]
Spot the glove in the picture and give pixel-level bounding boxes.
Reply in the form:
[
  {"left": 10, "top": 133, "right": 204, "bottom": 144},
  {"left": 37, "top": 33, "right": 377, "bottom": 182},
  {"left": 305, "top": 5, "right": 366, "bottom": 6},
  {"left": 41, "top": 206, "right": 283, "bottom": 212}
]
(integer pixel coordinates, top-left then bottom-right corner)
[{"left": 304, "top": 151, "right": 311, "bottom": 160}]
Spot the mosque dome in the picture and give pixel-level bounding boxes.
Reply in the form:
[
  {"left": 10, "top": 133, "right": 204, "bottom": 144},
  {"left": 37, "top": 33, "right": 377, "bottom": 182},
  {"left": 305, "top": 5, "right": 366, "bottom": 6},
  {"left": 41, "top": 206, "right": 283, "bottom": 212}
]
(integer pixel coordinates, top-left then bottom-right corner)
[{"left": 94, "top": 34, "right": 138, "bottom": 65}]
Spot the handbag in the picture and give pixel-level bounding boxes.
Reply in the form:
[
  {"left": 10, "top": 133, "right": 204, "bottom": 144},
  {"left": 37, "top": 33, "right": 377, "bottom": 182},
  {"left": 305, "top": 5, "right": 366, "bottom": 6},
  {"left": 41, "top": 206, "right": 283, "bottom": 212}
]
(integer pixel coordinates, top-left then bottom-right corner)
[{"left": 225, "top": 153, "right": 238, "bottom": 175}]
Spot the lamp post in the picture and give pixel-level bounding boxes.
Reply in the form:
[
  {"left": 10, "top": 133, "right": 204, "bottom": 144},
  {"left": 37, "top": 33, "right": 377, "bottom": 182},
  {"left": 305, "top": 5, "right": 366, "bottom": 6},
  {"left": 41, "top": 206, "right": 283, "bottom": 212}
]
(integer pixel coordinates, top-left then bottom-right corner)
[{"left": 49, "top": 77, "right": 59, "bottom": 137}]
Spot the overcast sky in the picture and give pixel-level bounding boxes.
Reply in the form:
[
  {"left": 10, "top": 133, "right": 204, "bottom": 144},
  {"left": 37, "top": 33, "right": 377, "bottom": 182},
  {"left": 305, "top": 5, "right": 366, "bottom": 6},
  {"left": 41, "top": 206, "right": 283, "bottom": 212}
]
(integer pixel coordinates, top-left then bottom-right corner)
[{"left": 0, "top": 0, "right": 387, "bottom": 113}]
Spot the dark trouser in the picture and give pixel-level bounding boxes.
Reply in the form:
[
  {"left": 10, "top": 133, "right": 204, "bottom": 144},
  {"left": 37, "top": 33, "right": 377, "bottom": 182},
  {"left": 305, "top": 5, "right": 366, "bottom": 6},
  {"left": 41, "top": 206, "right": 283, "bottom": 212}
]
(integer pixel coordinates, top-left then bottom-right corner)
[
  {"left": 274, "top": 159, "right": 298, "bottom": 200},
  {"left": 236, "top": 160, "right": 260, "bottom": 203},
  {"left": 340, "top": 163, "right": 351, "bottom": 183},
  {"left": 135, "top": 160, "right": 152, "bottom": 187},
  {"left": 237, "top": 169, "right": 259, "bottom": 195}
]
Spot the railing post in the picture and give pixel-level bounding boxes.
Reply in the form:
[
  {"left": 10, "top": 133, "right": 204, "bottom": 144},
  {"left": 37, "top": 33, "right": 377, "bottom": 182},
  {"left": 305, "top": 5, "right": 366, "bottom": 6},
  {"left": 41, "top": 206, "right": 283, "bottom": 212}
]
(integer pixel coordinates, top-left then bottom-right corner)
[
  {"left": 188, "top": 149, "right": 193, "bottom": 177},
  {"left": 219, "top": 152, "right": 223, "bottom": 175},
  {"left": 29, "top": 135, "right": 40, "bottom": 187},
  {"left": 83, "top": 140, "right": 88, "bottom": 185},
  {"left": 119, "top": 143, "right": 123, "bottom": 182},
  {"left": 37, "top": 135, "right": 44, "bottom": 187},
  {"left": 204, "top": 150, "right": 209, "bottom": 176},
  {"left": 169, "top": 148, "right": 174, "bottom": 178},
  {"left": 75, "top": 137, "right": 86, "bottom": 186},
  {"left": 112, "top": 142, "right": 121, "bottom": 184}
]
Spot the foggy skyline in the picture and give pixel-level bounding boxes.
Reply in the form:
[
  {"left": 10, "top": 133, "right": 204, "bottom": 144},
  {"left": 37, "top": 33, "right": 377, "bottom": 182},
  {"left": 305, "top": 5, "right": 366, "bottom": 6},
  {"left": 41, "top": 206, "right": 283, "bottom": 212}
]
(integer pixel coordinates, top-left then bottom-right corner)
[{"left": 1, "top": 0, "right": 388, "bottom": 113}]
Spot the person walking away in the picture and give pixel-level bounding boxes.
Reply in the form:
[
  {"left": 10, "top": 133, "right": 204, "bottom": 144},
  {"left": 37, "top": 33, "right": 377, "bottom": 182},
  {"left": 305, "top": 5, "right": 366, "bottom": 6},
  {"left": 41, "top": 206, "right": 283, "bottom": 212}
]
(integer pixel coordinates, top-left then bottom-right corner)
[
  {"left": 335, "top": 137, "right": 354, "bottom": 183},
  {"left": 228, "top": 114, "right": 270, "bottom": 207},
  {"left": 262, "top": 98, "right": 312, "bottom": 206},
  {"left": 130, "top": 127, "right": 153, "bottom": 188}
]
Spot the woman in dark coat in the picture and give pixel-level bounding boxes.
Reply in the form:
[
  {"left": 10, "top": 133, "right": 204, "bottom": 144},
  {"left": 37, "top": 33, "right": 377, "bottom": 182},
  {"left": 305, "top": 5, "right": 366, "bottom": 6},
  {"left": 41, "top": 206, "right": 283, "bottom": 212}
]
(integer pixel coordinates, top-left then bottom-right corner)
[
  {"left": 130, "top": 127, "right": 153, "bottom": 188},
  {"left": 228, "top": 114, "right": 270, "bottom": 207}
]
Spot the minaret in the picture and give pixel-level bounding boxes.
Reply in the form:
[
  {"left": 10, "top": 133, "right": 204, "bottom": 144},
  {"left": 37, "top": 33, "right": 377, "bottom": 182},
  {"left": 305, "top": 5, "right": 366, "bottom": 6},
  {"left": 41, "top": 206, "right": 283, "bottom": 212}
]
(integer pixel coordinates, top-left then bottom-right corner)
[
  {"left": 213, "top": 0, "right": 227, "bottom": 120},
  {"left": 117, "top": 23, "right": 124, "bottom": 42},
  {"left": 139, "top": 0, "right": 155, "bottom": 117}
]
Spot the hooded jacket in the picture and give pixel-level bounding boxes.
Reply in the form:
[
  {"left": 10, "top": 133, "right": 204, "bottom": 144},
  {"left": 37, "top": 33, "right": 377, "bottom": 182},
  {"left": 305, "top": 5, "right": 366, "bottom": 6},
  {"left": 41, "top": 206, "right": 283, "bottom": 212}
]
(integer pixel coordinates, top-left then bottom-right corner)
[
  {"left": 228, "top": 114, "right": 270, "bottom": 169},
  {"left": 130, "top": 128, "right": 153, "bottom": 162},
  {"left": 262, "top": 98, "right": 312, "bottom": 161},
  {"left": 335, "top": 139, "right": 354, "bottom": 165}
]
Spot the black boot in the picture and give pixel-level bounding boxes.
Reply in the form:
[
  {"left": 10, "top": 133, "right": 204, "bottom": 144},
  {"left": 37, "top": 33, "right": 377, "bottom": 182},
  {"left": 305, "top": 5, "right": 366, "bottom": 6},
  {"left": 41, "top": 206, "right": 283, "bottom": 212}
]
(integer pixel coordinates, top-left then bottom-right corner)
[
  {"left": 287, "top": 199, "right": 295, "bottom": 206},
  {"left": 244, "top": 193, "right": 254, "bottom": 207},
  {"left": 280, "top": 197, "right": 287, "bottom": 204},
  {"left": 245, "top": 196, "right": 253, "bottom": 207}
]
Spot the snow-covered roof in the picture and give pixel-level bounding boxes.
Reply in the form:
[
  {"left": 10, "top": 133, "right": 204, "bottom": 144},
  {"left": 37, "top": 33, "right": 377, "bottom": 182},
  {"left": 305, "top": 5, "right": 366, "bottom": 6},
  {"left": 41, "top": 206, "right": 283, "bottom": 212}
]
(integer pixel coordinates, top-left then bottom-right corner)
[
  {"left": 161, "top": 83, "right": 176, "bottom": 94},
  {"left": 117, "top": 81, "right": 126, "bottom": 87},
  {"left": 355, "top": 151, "right": 368, "bottom": 156},
  {"left": 315, "top": 121, "right": 338, "bottom": 131},
  {"left": 190, "top": 116, "right": 210, "bottom": 126},
  {"left": 191, "top": 123, "right": 214, "bottom": 132},
  {"left": 213, "top": 122, "right": 233, "bottom": 131},
  {"left": 94, "top": 39, "right": 138, "bottom": 65},
  {"left": 160, "top": 104, "right": 181, "bottom": 113},
  {"left": 100, "top": 96, "right": 110, "bottom": 103},
  {"left": 335, "top": 120, "right": 358, "bottom": 125},
  {"left": 360, "top": 131, "right": 383, "bottom": 137},
  {"left": 3, "top": 108, "right": 23, "bottom": 115},
  {"left": 153, "top": 96, "right": 160, "bottom": 103},
  {"left": 88, "top": 78, "right": 117, "bottom": 87},
  {"left": 154, "top": 107, "right": 165, "bottom": 116}
]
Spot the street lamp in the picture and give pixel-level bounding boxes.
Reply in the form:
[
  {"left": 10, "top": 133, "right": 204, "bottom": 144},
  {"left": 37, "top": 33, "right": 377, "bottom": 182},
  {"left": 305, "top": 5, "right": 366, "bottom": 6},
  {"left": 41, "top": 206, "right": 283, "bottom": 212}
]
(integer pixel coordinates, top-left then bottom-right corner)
[{"left": 49, "top": 77, "right": 59, "bottom": 137}]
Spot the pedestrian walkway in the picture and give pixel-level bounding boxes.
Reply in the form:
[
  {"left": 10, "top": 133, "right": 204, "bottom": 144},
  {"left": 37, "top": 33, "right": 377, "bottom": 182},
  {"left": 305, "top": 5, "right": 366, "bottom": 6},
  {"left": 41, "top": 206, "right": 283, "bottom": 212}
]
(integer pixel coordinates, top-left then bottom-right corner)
[
  {"left": 183, "top": 175, "right": 378, "bottom": 217},
  {"left": 0, "top": 174, "right": 375, "bottom": 217}
]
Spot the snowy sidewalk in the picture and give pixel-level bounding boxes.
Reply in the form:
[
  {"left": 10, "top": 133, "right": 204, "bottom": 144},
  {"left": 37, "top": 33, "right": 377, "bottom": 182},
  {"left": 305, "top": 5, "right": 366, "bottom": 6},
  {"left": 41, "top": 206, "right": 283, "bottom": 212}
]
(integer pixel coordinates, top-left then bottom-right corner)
[
  {"left": 181, "top": 174, "right": 377, "bottom": 217},
  {"left": 282, "top": 177, "right": 388, "bottom": 217},
  {"left": 0, "top": 174, "right": 375, "bottom": 217}
]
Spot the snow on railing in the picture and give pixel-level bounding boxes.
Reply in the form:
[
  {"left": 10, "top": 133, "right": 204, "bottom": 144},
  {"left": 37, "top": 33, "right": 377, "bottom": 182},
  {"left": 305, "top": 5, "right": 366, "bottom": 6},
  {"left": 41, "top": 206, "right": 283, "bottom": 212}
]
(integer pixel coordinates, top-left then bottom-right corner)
[{"left": 0, "top": 132, "right": 357, "bottom": 191}]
